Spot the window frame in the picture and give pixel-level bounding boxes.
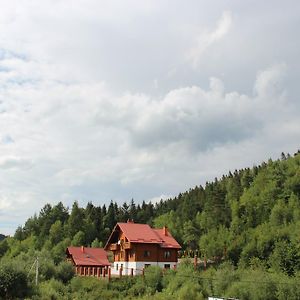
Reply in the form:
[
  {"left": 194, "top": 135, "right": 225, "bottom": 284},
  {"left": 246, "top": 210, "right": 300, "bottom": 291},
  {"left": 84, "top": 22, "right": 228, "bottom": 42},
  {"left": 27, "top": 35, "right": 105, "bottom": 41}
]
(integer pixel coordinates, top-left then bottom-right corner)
[
  {"left": 164, "top": 250, "right": 171, "bottom": 259},
  {"left": 143, "top": 250, "right": 151, "bottom": 258}
]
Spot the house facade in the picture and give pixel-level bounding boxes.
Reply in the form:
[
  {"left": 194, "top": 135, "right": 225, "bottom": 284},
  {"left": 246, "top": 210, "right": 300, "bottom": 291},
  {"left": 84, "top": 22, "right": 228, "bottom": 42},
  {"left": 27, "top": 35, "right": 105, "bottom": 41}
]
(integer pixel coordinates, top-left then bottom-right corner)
[
  {"left": 104, "top": 220, "right": 181, "bottom": 275},
  {"left": 66, "top": 246, "right": 110, "bottom": 277}
]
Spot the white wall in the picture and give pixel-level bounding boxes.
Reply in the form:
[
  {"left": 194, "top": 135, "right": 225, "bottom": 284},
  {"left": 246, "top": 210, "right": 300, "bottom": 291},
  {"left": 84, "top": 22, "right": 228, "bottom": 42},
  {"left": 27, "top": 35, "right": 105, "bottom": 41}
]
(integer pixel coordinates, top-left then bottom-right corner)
[{"left": 111, "top": 261, "right": 177, "bottom": 276}]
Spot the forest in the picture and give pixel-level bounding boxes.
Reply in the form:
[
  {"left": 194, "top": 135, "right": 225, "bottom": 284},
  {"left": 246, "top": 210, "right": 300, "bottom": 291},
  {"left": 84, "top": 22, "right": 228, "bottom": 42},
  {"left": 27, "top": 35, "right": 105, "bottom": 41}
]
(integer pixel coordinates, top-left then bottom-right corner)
[{"left": 0, "top": 150, "right": 300, "bottom": 299}]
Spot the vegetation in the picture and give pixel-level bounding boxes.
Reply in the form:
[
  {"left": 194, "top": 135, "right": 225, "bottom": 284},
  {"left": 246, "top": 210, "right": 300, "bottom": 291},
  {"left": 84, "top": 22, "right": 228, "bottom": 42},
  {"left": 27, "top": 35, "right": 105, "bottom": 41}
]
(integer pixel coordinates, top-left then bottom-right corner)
[{"left": 0, "top": 150, "right": 299, "bottom": 299}]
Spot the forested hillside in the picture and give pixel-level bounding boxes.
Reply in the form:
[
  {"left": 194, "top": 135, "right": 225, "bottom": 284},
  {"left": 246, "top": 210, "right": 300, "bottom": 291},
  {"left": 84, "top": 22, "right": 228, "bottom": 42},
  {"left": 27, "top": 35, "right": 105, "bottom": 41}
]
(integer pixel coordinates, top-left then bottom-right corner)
[{"left": 0, "top": 150, "right": 300, "bottom": 299}]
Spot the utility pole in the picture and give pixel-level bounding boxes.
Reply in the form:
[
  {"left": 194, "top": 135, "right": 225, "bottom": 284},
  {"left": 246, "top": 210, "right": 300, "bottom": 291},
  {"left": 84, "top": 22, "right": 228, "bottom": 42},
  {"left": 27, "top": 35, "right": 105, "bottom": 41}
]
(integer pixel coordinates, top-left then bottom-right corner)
[
  {"left": 35, "top": 257, "right": 39, "bottom": 285},
  {"left": 28, "top": 257, "right": 39, "bottom": 285}
]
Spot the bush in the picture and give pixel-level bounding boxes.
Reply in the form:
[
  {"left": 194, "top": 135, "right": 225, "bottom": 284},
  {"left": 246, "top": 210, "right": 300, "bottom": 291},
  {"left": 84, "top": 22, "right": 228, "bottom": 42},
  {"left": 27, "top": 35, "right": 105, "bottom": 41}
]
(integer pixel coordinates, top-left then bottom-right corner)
[
  {"left": 39, "top": 260, "right": 56, "bottom": 281},
  {"left": 213, "top": 261, "right": 239, "bottom": 296},
  {"left": 177, "top": 281, "right": 205, "bottom": 300},
  {"left": 70, "top": 276, "right": 117, "bottom": 299},
  {"left": 38, "top": 278, "right": 68, "bottom": 300},
  {"left": 108, "top": 276, "right": 137, "bottom": 297},
  {"left": 55, "top": 261, "right": 75, "bottom": 283},
  {"left": 144, "top": 266, "right": 163, "bottom": 294},
  {"left": 0, "top": 261, "right": 31, "bottom": 299}
]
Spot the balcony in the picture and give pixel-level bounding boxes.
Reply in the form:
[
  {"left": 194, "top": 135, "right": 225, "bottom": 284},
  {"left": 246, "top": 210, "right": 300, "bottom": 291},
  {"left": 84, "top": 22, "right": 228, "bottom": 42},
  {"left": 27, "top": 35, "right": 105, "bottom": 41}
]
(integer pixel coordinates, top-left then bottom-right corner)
[
  {"left": 123, "top": 242, "right": 131, "bottom": 249},
  {"left": 109, "top": 243, "right": 120, "bottom": 251}
]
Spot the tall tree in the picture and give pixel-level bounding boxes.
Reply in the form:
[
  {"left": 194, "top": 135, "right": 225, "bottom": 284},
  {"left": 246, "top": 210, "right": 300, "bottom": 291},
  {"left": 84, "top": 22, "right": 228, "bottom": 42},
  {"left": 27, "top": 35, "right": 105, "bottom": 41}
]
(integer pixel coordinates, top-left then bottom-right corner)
[{"left": 67, "top": 201, "right": 85, "bottom": 239}]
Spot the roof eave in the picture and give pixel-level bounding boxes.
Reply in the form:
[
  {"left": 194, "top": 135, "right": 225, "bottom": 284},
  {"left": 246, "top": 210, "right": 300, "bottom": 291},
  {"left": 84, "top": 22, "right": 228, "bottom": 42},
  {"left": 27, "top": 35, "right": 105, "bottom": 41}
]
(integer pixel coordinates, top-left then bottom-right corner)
[{"left": 104, "top": 223, "right": 120, "bottom": 250}]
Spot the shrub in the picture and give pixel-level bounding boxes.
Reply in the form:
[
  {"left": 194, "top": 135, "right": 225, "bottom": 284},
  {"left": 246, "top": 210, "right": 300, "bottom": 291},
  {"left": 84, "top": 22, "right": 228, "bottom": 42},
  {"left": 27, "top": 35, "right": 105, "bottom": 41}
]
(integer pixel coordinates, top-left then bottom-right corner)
[
  {"left": 0, "top": 261, "right": 31, "bottom": 299},
  {"left": 70, "top": 277, "right": 117, "bottom": 299},
  {"left": 144, "top": 266, "right": 163, "bottom": 294},
  {"left": 38, "top": 278, "right": 68, "bottom": 300},
  {"left": 55, "top": 261, "right": 75, "bottom": 283}
]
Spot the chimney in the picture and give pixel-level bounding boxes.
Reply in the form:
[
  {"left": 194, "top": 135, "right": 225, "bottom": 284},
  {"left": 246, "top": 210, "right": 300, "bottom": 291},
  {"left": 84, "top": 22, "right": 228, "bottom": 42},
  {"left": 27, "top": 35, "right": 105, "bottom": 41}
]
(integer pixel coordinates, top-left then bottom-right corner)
[
  {"left": 81, "top": 246, "right": 84, "bottom": 253},
  {"left": 163, "top": 226, "right": 168, "bottom": 236},
  {"left": 127, "top": 219, "right": 134, "bottom": 223}
]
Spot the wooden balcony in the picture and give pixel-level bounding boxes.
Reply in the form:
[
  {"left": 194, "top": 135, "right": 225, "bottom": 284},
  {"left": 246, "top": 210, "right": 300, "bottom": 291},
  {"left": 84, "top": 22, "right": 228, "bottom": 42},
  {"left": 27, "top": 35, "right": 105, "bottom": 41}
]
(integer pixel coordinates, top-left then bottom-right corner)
[
  {"left": 123, "top": 242, "right": 131, "bottom": 249},
  {"left": 109, "top": 243, "right": 120, "bottom": 251}
]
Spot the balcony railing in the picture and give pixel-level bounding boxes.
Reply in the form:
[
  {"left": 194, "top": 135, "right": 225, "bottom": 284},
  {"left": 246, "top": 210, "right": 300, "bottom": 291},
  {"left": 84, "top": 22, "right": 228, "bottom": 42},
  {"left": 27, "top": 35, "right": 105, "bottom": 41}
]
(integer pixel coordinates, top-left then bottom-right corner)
[
  {"left": 123, "top": 242, "right": 131, "bottom": 249},
  {"left": 109, "top": 243, "right": 120, "bottom": 251},
  {"left": 109, "top": 241, "right": 131, "bottom": 250}
]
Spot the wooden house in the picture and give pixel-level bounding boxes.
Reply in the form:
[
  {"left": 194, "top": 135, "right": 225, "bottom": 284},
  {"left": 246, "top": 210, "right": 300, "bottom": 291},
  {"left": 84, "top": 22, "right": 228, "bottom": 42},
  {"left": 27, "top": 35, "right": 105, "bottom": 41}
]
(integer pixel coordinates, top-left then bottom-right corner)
[
  {"left": 104, "top": 220, "right": 181, "bottom": 275},
  {"left": 66, "top": 246, "right": 110, "bottom": 277}
]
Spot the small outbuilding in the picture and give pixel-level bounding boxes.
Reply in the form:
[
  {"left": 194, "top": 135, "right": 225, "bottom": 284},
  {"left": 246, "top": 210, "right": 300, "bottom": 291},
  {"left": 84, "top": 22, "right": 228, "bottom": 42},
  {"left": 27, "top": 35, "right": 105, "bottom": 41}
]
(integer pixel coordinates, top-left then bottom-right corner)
[{"left": 66, "top": 246, "right": 110, "bottom": 277}]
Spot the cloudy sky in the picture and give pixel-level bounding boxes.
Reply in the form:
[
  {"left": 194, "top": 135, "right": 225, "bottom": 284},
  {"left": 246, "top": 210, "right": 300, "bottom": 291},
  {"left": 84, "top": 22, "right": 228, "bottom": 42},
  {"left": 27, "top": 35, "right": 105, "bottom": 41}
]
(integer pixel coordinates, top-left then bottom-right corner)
[{"left": 1, "top": 0, "right": 300, "bottom": 235}]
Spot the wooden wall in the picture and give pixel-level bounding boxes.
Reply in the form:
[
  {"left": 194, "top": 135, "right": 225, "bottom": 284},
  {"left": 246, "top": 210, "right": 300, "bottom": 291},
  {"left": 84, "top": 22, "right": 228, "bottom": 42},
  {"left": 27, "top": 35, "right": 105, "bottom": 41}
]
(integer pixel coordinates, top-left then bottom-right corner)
[
  {"left": 110, "top": 227, "right": 178, "bottom": 263},
  {"left": 113, "top": 243, "right": 178, "bottom": 262}
]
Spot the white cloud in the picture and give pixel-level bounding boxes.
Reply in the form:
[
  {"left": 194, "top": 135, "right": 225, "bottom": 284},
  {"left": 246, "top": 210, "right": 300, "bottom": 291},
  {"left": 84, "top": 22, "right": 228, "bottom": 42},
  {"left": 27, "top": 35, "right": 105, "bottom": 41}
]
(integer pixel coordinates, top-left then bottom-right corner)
[
  {"left": 0, "top": 58, "right": 299, "bottom": 235},
  {"left": 0, "top": 197, "right": 11, "bottom": 210},
  {"left": 254, "top": 63, "right": 287, "bottom": 99},
  {"left": 186, "top": 11, "right": 233, "bottom": 68},
  {"left": 147, "top": 194, "right": 173, "bottom": 204},
  {"left": 0, "top": 1, "right": 299, "bottom": 235},
  {"left": 0, "top": 156, "right": 32, "bottom": 170}
]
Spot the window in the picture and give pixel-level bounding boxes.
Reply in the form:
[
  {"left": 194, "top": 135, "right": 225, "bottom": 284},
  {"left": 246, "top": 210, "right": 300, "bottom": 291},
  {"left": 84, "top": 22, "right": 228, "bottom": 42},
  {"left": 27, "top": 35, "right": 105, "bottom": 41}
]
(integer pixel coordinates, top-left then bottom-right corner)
[
  {"left": 144, "top": 250, "right": 151, "bottom": 257},
  {"left": 164, "top": 264, "right": 170, "bottom": 269},
  {"left": 116, "top": 264, "right": 118, "bottom": 270},
  {"left": 164, "top": 251, "right": 171, "bottom": 259},
  {"left": 129, "top": 250, "right": 135, "bottom": 258}
]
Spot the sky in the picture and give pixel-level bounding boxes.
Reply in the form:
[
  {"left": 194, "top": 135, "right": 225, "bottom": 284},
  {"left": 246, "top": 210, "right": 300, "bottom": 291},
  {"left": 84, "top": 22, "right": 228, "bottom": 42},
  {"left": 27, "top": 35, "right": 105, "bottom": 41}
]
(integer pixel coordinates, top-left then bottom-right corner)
[{"left": 0, "top": 0, "right": 300, "bottom": 235}]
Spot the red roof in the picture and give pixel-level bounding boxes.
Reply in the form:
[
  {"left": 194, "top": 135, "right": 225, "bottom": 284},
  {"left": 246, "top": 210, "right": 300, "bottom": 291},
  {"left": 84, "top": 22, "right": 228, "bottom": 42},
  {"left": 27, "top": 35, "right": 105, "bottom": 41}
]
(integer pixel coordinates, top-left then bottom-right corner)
[
  {"left": 153, "top": 228, "right": 181, "bottom": 249},
  {"left": 66, "top": 247, "right": 110, "bottom": 266},
  {"left": 118, "top": 223, "right": 162, "bottom": 243},
  {"left": 105, "top": 222, "right": 181, "bottom": 249}
]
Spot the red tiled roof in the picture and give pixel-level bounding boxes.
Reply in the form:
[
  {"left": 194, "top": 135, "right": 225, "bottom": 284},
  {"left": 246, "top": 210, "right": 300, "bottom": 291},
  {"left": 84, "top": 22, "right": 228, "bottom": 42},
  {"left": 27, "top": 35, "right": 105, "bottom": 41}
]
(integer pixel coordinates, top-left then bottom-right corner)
[
  {"left": 66, "top": 247, "right": 110, "bottom": 266},
  {"left": 105, "top": 222, "right": 181, "bottom": 249},
  {"left": 118, "top": 223, "right": 162, "bottom": 243},
  {"left": 153, "top": 228, "right": 181, "bottom": 249}
]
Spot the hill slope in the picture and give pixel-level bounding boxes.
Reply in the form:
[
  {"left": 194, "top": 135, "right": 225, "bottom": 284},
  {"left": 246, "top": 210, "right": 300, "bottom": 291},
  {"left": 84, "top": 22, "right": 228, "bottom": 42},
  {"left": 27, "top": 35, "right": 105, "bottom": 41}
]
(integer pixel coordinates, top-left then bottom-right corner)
[{"left": 1, "top": 150, "right": 300, "bottom": 276}]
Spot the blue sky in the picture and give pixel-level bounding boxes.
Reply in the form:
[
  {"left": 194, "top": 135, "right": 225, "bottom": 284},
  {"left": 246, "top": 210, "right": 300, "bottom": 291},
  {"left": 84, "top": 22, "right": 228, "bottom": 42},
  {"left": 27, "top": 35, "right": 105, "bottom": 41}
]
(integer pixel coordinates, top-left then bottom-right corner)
[{"left": 0, "top": 0, "right": 300, "bottom": 235}]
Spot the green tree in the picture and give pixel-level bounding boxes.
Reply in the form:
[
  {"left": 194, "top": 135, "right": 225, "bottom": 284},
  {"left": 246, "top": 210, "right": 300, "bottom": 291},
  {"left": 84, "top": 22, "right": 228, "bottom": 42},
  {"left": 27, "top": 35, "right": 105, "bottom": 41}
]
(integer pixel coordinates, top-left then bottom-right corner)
[
  {"left": 0, "top": 239, "right": 9, "bottom": 258},
  {"left": 182, "top": 220, "right": 200, "bottom": 249},
  {"left": 144, "top": 266, "right": 163, "bottom": 294},
  {"left": 67, "top": 201, "right": 85, "bottom": 239},
  {"left": 55, "top": 261, "right": 75, "bottom": 284},
  {"left": 199, "top": 225, "right": 229, "bottom": 259},
  {"left": 103, "top": 201, "right": 117, "bottom": 230},
  {"left": 269, "top": 240, "right": 300, "bottom": 275},
  {"left": 71, "top": 231, "right": 85, "bottom": 246},
  {"left": 91, "top": 238, "right": 102, "bottom": 248},
  {"left": 49, "top": 220, "right": 64, "bottom": 245},
  {"left": 0, "top": 261, "right": 31, "bottom": 299}
]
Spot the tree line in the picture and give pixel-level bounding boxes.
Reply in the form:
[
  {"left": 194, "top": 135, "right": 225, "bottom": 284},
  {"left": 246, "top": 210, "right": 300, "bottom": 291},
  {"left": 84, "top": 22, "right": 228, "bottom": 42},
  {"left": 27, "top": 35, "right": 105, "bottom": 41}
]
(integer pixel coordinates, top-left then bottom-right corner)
[{"left": 0, "top": 150, "right": 300, "bottom": 299}]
